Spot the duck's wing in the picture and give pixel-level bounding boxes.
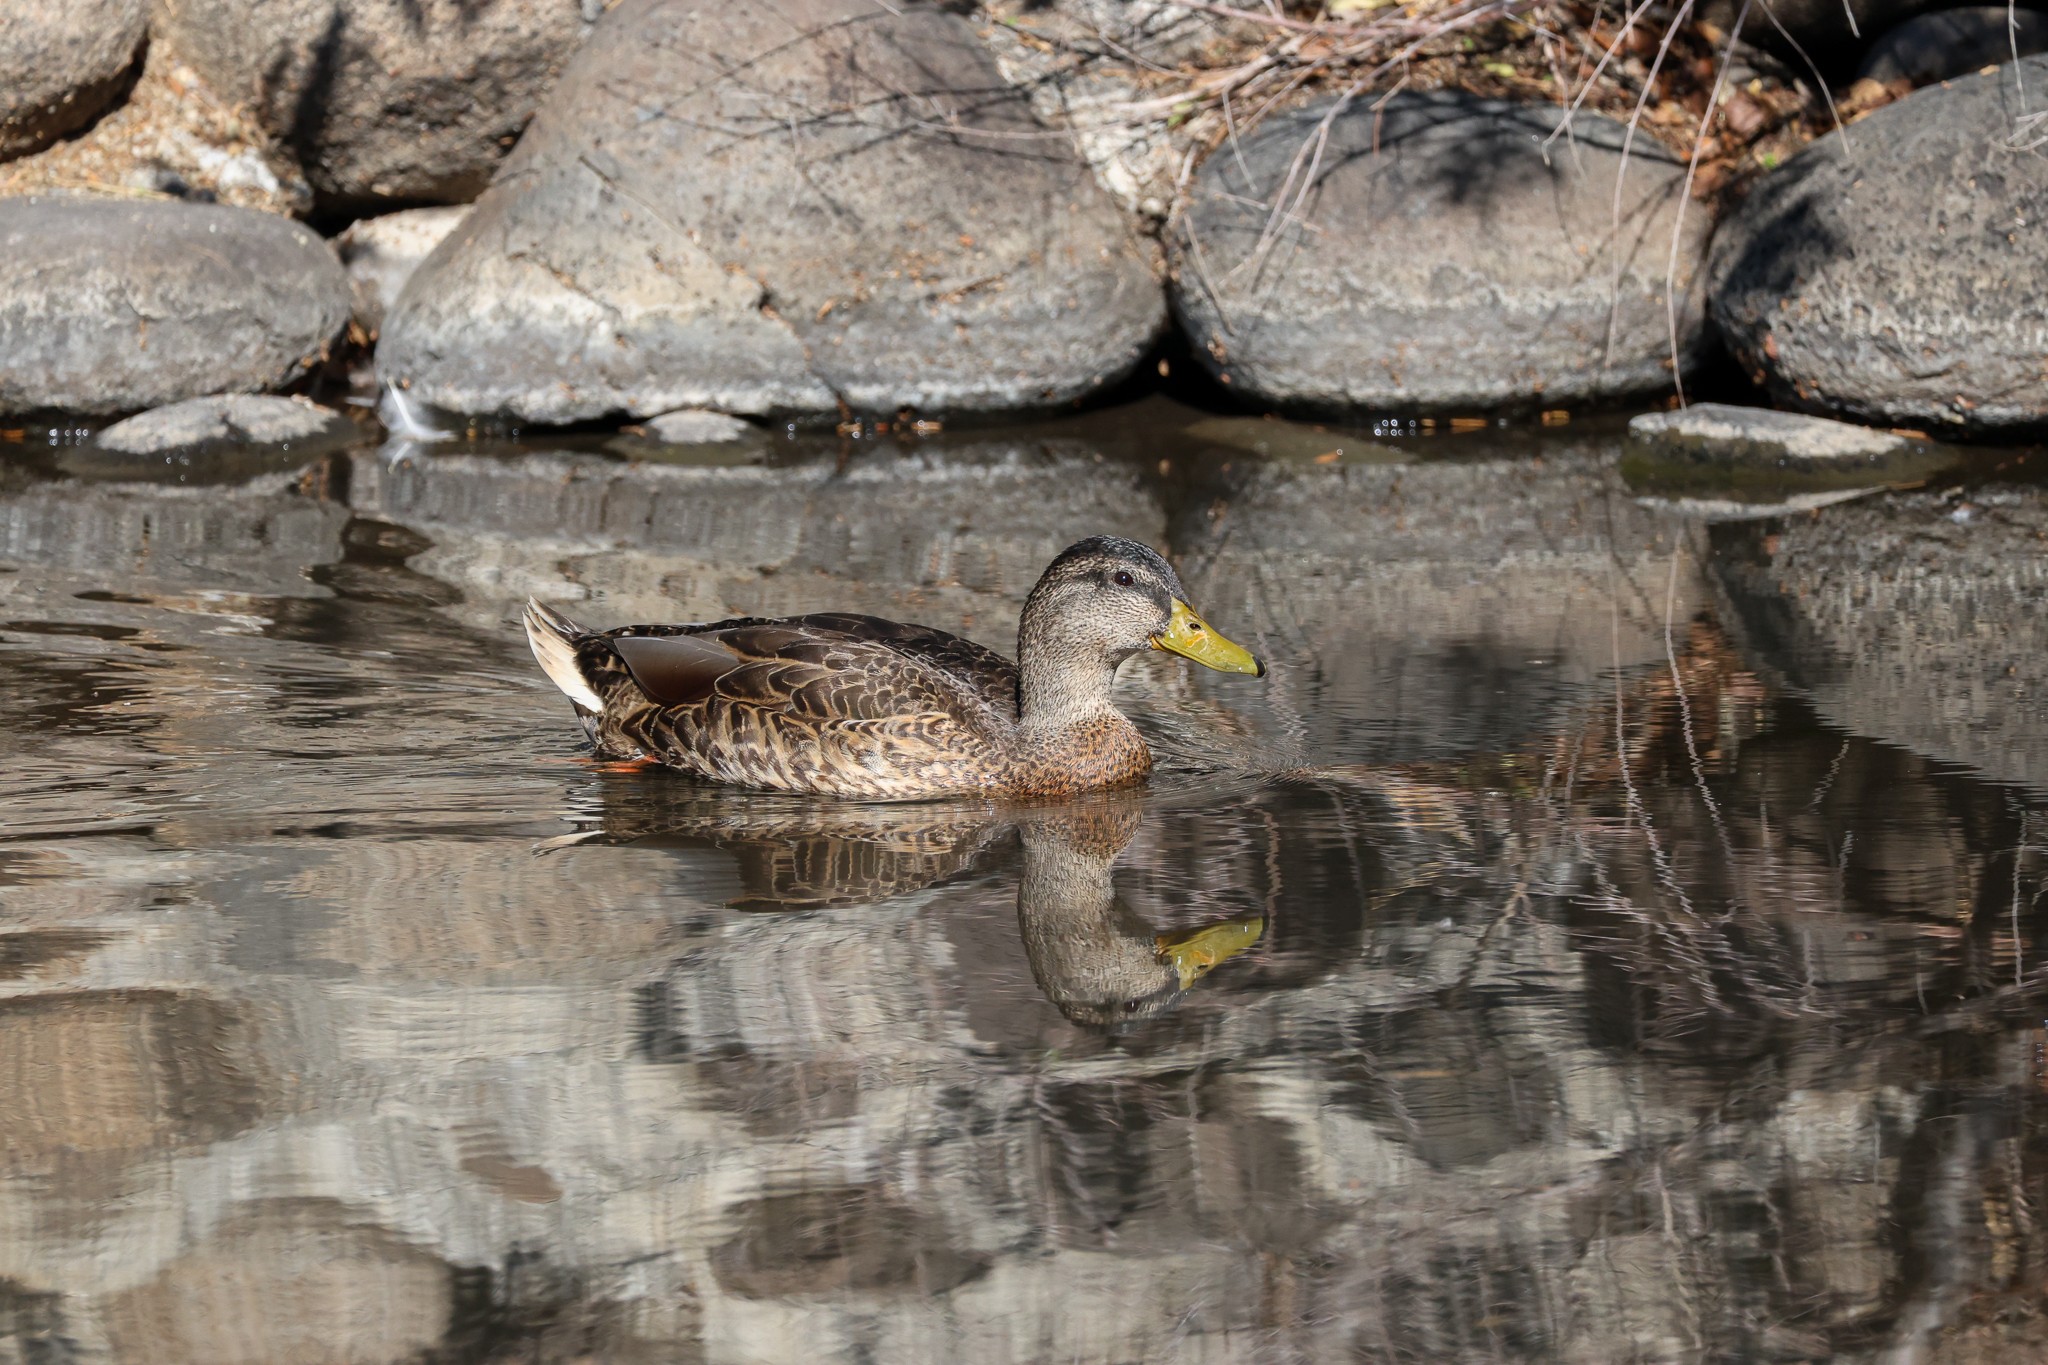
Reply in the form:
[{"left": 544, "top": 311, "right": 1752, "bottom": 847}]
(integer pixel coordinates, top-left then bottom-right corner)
[
  {"left": 535, "top": 608, "right": 1016, "bottom": 796},
  {"left": 613, "top": 612, "right": 1017, "bottom": 713}
]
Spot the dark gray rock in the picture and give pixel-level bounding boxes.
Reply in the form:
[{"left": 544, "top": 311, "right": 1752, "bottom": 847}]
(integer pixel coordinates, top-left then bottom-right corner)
[
  {"left": 335, "top": 206, "right": 469, "bottom": 335},
  {"left": 93, "top": 395, "right": 356, "bottom": 456},
  {"left": 1702, "top": 0, "right": 1933, "bottom": 70},
  {"left": 1624, "top": 403, "right": 1959, "bottom": 494},
  {"left": 0, "top": 0, "right": 148, "bottom": 160},
  {"left": 150, "top": 0, "right": 599, "bottom": 209},
  {"left": 378, "top": 0, "right": 1165, "bottom": 424},
  {"left": 1709, "top": 58, "right": 2048, "bottom": 436},
  {"left": 1169, "top": 93, "right": 1712, "bottom": 416},
  {"left": 1711, "top": 487, "right": 2048, "bottom": 793},
  {"left": 1859, "top": 6, "right": 2048, "bottom": 84},
  {"left": 0, "top": 195, "right": 351, "bottom": 416}
]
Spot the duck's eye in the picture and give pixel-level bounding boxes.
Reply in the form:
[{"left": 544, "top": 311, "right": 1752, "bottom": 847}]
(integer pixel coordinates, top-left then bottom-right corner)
[{"left": 1112, "top": 570, "right": 1136, "bottom": 588}]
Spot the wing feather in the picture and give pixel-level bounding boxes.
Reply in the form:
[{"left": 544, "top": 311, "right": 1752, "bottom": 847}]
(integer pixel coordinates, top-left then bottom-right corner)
[{"left": 560, "top": 609, "right": 1020, "bottom": 795}]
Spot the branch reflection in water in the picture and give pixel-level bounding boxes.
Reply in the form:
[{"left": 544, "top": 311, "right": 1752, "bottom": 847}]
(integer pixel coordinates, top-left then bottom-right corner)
[{"left": 5, "top": 417, "right": 2048, "bottom": 1361}]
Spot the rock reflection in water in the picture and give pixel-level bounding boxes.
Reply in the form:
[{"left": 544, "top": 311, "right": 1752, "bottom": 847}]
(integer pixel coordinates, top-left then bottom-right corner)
[{"left": 2, "top": 415, "right": 2047, "bottom": 1363}]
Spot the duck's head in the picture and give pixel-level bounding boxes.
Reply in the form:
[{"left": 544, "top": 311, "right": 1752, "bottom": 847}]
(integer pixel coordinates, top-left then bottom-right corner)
[{"left": 1018, "top": 537, "right": 1265, "bottom": 695}]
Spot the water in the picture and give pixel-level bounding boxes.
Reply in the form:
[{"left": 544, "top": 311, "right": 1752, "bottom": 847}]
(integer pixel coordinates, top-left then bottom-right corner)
[{"left": 1, "top": 400, "right": 2045, "bottom": 1363}]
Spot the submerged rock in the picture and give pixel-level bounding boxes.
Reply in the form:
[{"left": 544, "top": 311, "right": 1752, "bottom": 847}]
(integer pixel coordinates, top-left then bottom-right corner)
[
  {"left": 1857, "top": 7, "right": 2048, "bottom": 85},
  {"left": 1712, "top": 487, "right": 2048, "bottom": 793},
  {"left": 1624, "top": 403, "right": 1957, "bottom": 496},
  {"left": 379, "top": 0, "right": 1165, "bottom": 424},
  {"left": 0, "top": 0, "right": 147, "bottom": 160},
  {"left": 153, "top": 0, "right": 599, "bottom": 208},
  {"left": 1169, "top": 93, "right": 1711, "bottom": 415},
  {"left": 0, "top": 196, "right": 350, "bottom": 416},
  {"left": 1710, "top": 58, "right": 2048, "bottom": 437},
  {"left": 93, "top": 395, "right": 356, "bottom": 457},
  {"left": 334, "top": 206, "right": 469, "bottom": 336}
]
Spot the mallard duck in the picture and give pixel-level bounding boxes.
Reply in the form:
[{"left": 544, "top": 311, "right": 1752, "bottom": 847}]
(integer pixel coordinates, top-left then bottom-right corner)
[{"left": 523, "top": 535, "right": 1266, "bottom": 799}]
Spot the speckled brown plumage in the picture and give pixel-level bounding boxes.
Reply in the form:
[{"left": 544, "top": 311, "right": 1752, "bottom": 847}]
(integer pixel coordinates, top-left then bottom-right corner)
[{"left": 524, "top": 537, "right": 1265, "bottom": 800}]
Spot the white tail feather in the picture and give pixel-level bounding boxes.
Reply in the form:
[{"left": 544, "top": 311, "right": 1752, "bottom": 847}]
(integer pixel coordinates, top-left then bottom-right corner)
[{"left": 523, "top": 599, "right": 604, "bottom": 712}]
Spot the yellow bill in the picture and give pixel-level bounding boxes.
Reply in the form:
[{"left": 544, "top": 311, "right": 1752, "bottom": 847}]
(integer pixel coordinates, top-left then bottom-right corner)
[
  {"left": 1156, "top": 916, "right": 1266, "bottom": 991},
  {"left": 1151, "top": 599, "right": 1266, "bottom": 676}
]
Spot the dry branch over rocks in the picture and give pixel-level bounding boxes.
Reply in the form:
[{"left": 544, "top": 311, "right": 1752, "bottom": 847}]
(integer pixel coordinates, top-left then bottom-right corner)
[{"left": 980, "top": 0, "right": 1849, "bottom": 225}]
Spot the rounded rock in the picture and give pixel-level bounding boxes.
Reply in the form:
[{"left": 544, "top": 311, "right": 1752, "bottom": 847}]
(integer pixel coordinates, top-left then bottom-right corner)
[
  {"left": 152, "top": 0, "right": 599, "bottom": 209},
  {"left": 642, "top": 409, "right": 754, "bottom": 445},
  {"left": 334, "top": 205, "right": 470, "bottom": 335},
  {"left": 1709, "top": 58, "right": 2048, "bottom": 436},
  {"left": 0, "top": 195, "right": 351, "bottom": 416},
  {"left": 1701, "top": 0, "right": 1932, "bottom": 70},
  {"left": 1858, "top": 7, "right": 2048, "bottom": 85},
  {"left": 0, "top": 0, "right": 148, "bottom": 160},
  {"left": 93, "top": 394, "right": 355, "bottom": 456},
  {"left": 378, "top": 0, "right": 1165, "bottom": 424},
  {"left": 1623, "top": 403, "right": 1959, "bottom": 503},
  {"left": 1169, "top": 93, "right": 1712, "bottom": 416}
]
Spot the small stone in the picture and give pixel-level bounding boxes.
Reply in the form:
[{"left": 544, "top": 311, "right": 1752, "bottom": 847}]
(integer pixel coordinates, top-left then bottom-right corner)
[
  {"left": 642, "top": 409, "right": 754, "bottom": 445},
  {"left": 1624, "top": 404, "right": 1957, "bottom": 503},
  {"left": 93, "top": 395, "right": 355, "bottom": 456},
  {"left": 335, "top": 206, "right": 469, "bottom": 335}
]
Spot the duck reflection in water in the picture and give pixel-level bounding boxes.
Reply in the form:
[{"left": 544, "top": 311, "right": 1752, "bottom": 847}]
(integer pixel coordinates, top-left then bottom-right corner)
[
  {"left": 543, "top": 784, "right": 1264, "bottom": 1029},
  {"left": 1014, "top": 801, "right": 1263, "bottom": 1027}
]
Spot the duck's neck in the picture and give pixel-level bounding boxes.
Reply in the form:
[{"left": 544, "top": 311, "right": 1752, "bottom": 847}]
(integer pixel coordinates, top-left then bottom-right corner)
[
  {"left": 1012, "top": 637, "right": 1151, "bottom": 791},
  {"left": 1016, "top": 642, "right": 1122, "bottom": 733}
]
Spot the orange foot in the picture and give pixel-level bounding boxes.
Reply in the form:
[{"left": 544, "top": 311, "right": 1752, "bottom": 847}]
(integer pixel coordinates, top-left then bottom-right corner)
[{"left": 587, "top": 755, "right": 664, "bottom": 774}]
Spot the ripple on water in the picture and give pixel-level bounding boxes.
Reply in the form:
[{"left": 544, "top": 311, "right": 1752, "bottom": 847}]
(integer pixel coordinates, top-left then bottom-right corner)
[{"left": 0, "top": 409, "right": 2044, "bottom": 1362}]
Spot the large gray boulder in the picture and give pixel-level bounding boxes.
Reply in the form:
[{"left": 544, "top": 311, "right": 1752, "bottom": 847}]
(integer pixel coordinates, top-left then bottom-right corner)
[
  {"left": 1169, "top": 93, "right": 1712, "bottom": 415},
  {"left": 149, "top": 0, "right": 599, "bottom": 208},
  {"left": 0, "top": 196, "right": 351, "bottom": 416},
  {"left": 0, "top": 0, "right": 148, "bottom": 160},
  {"left": 378, "top": 0, "right": 1165, "bottom": 424},
  {"left": 1710, "top": 59, "right": 2048, "bottom": 437}
]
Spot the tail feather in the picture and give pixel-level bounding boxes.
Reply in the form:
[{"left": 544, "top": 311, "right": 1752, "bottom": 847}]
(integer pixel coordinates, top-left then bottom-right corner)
[{"left": 524, "top": 599, "right": 605, "bottom": 713}]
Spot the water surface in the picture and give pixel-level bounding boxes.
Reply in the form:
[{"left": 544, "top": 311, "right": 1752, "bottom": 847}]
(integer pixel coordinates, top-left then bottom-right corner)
[{"left": 2, "top": 404, "right": 2045, "bottom": 1363}]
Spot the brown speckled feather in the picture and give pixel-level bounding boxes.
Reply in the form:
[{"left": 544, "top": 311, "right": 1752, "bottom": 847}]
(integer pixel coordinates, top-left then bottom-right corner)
[{"left": 566, "top": 614, "right": 1037, "bottom": 799}]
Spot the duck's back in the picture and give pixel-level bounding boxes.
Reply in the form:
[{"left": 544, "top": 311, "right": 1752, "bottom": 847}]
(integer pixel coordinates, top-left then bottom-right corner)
[{"left": 529, "top": 604, "right": 1024, "bottom": 798}]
